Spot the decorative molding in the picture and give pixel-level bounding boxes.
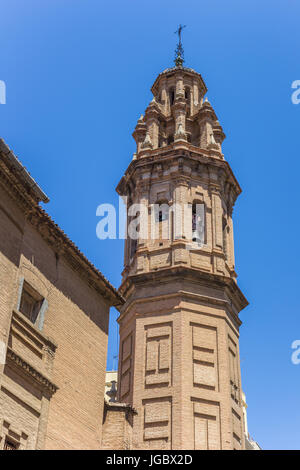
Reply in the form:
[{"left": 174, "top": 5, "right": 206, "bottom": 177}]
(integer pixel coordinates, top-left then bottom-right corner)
[{"left": 6, "top": 348, "right": 58, "bottom": 395}]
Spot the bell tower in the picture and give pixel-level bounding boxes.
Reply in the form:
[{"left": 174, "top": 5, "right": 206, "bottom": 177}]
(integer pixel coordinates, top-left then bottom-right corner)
[{"left": 116, "top": 35, "right": 248, "bottom": 450}]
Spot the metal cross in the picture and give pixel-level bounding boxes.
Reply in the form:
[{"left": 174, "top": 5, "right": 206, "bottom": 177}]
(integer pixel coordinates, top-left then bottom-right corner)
[{"left": 175, "top": 24, "right": 186, "bottom": 46}]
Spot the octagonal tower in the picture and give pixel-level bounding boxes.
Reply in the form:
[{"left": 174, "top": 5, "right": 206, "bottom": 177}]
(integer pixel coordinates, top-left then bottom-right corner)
[{"left": 116, "top": 60, "right": 248, "bottom": 450}]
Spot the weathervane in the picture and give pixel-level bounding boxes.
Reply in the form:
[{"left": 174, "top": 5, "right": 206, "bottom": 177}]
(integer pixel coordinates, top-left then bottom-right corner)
[{"left": 174, "top": 24, "right": 186, "bottom": 67}]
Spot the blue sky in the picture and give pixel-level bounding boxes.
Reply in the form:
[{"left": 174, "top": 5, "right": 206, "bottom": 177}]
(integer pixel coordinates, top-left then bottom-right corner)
[{"left": 1, "top": 0, "right": 299, "bottom": 450}]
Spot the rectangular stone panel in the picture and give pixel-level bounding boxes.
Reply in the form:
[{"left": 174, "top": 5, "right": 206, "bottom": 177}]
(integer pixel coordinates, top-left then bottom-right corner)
[
  {"left": 191, "top": 323, "right": 218, "bottom": 391},
  {"left": 232, "top": 408, "right": 242, "bottom": 438},
  {"left": 120, "top": 334, "right": 133, "bottom": 399},
  {"left": 146, "top": 340, "right": 158, "bottom": 372},
  {"left": 228, "top": 334, "right": 240, "bottom": 403},
  {"left": 193, "top": 362, "right": 216, "bottom": 389},
  {"left": 143, "top": 397, "right": 171, "bottom": 445},
  {"left": 150, "top": 252, "right": 171, "bottom": 270},
  {"left": 122, "top": 335, "right": 132, "bottom": 361},
  {"left": 212, "top": 194, "right": 223, "bottom": 249},
  {"left": 190, "top": 253, "right": 212, "bottom": 272},
  {"left": 120, "top": 371, "right": 130, "bottom": 398},
  {"left": 147, "top": 326, "right": 170, "bottom": 339},
  {"left": 193, "top": 399, "right": 221, "bottom": 450},
  {"left": 159, "top": 338, "right": 169, "bottom": 370},
  {"left": 144, "top": 323, "right": 172, "bottom": 387}
]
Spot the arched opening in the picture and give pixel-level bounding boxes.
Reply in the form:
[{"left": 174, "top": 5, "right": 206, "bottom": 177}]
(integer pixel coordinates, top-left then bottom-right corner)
[
  {"left": 169, "top": 87, "right": 175, "bottom": 106},
  {"left": 222, "top": 216, "right": 228, "bottom": 260},
  {"left": 154, "top": 200, "right": 169, "bottom": 243},
  {"left": 185, "top": 87, "right": 191, "bottom": 102},
  {"left": 192, "top": 201, "right": 205, "bottom": 244},
  {"left": 185, "top": 87, "right": 191, "bottom": 116}
]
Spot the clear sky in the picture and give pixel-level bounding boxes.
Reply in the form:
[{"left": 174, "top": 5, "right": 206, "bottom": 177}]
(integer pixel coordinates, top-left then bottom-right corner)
[{"left": 0, "top": 0, "right": 299, "bottom": 450}]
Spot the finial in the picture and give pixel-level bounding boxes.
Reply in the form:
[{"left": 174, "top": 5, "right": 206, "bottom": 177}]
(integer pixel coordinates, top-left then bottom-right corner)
[
  {"left": 174, "top": 24, "right": 186, "bottom": 67},
  {"left": 106, "top": 380, "right": 117, "bottom": 403}
]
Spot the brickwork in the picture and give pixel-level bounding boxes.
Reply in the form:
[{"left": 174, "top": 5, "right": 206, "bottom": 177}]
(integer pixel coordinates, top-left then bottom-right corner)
[
  {"left": 0, "top": 140, "right": 123, "bottom": 450},
  {"left": 101, "top": 402, "right": 135, "bottom": 450},
  {"left": 117, "top": 65, "right": 248, "bottom": 450}
]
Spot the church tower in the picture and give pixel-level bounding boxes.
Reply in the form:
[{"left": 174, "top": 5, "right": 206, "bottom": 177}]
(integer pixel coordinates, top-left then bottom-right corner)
[{"left": 116, "top": 32, "right": 248, "bottom": 450}]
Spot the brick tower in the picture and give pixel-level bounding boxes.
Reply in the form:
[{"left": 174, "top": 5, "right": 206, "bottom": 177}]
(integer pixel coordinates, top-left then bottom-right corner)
[{"left": 116, "top": 40, "right": 248, "bottom": 450}]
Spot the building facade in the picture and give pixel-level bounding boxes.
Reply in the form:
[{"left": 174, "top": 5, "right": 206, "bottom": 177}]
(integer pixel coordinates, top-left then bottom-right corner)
[
  {"left": 0, "top": 139, "right": 123, "bottom": 450},
  {"left": 116, "top": 59, "right": 248, "bottom": 449}
]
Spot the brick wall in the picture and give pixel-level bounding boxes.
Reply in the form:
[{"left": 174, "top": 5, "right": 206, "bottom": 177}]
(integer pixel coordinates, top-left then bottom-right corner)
[
  {"left": 0, "top": 175, "right": 114, "bottom": 449},
  {"left": 101, "top": 402, "right": 134, "bottom": 450}
]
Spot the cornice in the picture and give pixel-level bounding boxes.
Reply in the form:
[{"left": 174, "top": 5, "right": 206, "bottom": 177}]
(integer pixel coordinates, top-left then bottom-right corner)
[
  {"left": 151, "top": 66, "right": 207, "bottom": 96},
  {"left": 0, "top": 160, "right": 36, "bottom": 214},
  {"left": 117, "top": 291, "right": 242, "bottom": 333},
  {"left": 119, "top": 266, "right": 248, "bottom": 314},
  {"left": 116, "top": 147, "right": 241, "bottom": 204},
  {"left": 6, "top": 347, "right": 58, "bottom": 395},
  {"left": 0, "top": 138, "right": 49, "bottom": 204}
]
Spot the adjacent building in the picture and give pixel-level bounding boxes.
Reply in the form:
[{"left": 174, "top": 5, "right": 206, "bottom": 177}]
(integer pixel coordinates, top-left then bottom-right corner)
[{"left": 0, "top": 139, "right": 123, "bottom": 449}]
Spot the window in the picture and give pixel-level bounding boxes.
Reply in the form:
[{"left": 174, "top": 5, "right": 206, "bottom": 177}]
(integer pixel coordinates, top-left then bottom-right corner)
[
  {"left": 185, "top": 87, "right": 190, "bottom": 102},
  {"left": 192, "top": 202, "right": 205, "bottom": 244},
  {"left": 185, "top": 87, "right": 191, "bottom": 116},
  {"left": 4, "top": 438, "right": 19, "bottom": 450},
  {"left": 19, "top": 281, "right": 43, "bottom": 324},
  {"left": 222, "top": 217, "right": 228, "bottom": 260},
  {"left": 155, "top": 202, "right": 169, "bottom": 242},
  {"left": 169, "top": 88, "right": 175, "bottom": 106}
]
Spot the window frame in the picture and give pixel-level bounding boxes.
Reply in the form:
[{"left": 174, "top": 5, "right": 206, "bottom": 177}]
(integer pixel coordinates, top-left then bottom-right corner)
[{"left": 18, "top": 280, "right": 44, "bottom": 326}]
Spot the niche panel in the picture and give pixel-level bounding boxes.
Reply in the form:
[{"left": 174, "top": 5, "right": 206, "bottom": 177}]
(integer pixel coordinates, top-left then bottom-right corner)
[
  {"left": 228, "top": 334, "right": 240, "bottom": 404},
  {"left": 192, "top": 398, "right": 221, "bottom": 450},
  {"left": 143, "top": 397, "right": 172, "bottom": 449},
  {"left": 120, "top": 334, "right": 133, "bottom": 399},
  {"left": 191, "top": 323, "right": 219, "bottom": 391},
  {"left": 144, "top": 323, "right": 172, "bottom": 388}
]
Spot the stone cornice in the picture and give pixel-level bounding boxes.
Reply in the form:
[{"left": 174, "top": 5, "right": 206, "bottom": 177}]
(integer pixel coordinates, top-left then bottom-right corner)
[
  {"left": 119, "top": 266, "right": 248, "bottom": 315},
  {"left": 0, "top": 138, "right": 49, "bottom": 204},
  {"left": 151, "top": 67, "right": 207, "bottom": 97},
  {"left": 116, "top": 147, "right": 241, "bottom": 208},
  {"left": 6, "top": 348, "right": 58, "bottom": 395},
  {"left": 0, "top": 158, "right": 36, "bottom": 214},
  {"left": 117, "top": 292, "right": 242, "bottom": 333}
]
